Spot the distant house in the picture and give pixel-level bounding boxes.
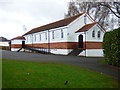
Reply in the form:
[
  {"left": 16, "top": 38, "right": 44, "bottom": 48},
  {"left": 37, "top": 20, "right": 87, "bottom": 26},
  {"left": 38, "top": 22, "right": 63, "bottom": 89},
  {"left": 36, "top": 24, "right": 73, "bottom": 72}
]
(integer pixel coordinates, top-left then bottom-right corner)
[
  {"left": 10, "top": 12, "right": 106, "bottom": 57},
  {"left": 0, "top": 37, "right": 9, "bottom": 47}
]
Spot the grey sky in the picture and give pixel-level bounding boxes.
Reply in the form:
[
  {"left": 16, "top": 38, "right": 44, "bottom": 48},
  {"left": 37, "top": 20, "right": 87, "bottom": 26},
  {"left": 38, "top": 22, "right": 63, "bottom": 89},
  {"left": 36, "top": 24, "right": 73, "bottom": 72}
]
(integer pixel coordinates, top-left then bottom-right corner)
[{"left": 0, "top": 0, "right": 70, "bottom": 39}]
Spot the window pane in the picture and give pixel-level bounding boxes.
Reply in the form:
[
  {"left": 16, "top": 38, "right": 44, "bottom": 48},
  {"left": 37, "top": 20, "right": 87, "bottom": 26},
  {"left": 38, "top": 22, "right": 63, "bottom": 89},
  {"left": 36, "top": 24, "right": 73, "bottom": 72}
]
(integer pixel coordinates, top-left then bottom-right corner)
[
  {"left": 61, "top": 30, "right": 63, "bottom": 38},
  {"left": 52, "top": 31, "right": 54, "bottom": 39},
  {"left": 39, "top": 34, "right": 41, "bottom": 41},
  {"left": 34, "top": 35, "right": 36, "bottom": 41},
  {"left": 46, "top": 32, "right": 47, "bottom": 40},
  {"left": 98, "top": 31, "right": 100, "bottom": 38},
  {"left": 92, "top": 31, "right": 95, "bottom": 37}
]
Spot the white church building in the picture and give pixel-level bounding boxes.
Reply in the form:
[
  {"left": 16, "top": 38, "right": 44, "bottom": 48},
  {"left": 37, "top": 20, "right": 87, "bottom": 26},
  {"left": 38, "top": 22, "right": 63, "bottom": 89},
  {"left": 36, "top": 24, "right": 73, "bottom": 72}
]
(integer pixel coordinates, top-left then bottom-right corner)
[{"left": 10, "top": 12, "right": 106, "bottom": 57}]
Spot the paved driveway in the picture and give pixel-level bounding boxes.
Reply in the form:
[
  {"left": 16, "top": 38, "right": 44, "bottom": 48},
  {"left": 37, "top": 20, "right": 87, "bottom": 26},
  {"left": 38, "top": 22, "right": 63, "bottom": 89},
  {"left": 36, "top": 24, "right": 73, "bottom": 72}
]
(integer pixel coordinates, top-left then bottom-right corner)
[{"left": 1, "top": 50, "right": 120, "bottom": 81}]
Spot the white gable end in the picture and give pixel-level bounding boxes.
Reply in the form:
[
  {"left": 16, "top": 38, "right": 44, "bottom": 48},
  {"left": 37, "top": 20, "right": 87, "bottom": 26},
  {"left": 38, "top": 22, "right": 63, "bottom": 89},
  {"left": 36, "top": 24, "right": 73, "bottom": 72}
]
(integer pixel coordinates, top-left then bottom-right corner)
[
  {"left": 86, "top": 24, "right": 105, "bottom": 42},
  {"left": 67, "top": 13, "right": 94, "bottom": 42}
]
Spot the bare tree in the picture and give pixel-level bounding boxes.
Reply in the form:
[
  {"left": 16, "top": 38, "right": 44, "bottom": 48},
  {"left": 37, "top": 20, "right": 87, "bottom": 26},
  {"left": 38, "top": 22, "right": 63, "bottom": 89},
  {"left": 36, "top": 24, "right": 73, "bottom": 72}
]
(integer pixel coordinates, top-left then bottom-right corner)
[
  {"left": 99, "top": 2, "right": 120, "bottom": 18},
  {"left": 65, "top": 1, "right": 79, "bottom": 18},
  {"left": 65, "top": 0, "right": 120, "bottom": 30}
]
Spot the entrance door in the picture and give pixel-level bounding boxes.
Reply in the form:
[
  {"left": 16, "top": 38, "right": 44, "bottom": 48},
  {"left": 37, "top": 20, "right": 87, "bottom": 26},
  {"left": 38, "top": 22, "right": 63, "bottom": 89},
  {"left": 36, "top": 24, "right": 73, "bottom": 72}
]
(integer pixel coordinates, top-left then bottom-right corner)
[
  {"left": 78, "top": 35, "right": 83, "bottom": 48},
  {"left": 22, "top": 41, "right": 25, "bottom": 48}
]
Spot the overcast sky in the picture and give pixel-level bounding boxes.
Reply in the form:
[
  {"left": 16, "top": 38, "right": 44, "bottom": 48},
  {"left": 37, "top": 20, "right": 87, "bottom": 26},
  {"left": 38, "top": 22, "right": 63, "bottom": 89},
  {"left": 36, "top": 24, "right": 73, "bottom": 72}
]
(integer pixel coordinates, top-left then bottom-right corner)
[{"left": 0, "top": 0, "right": 70, "bottom": 40}]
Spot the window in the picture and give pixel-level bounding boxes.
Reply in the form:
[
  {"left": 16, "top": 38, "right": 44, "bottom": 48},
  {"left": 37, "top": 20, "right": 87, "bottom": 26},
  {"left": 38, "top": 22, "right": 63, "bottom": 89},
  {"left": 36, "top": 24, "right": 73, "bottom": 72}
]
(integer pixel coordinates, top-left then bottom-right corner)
[
  {"left": 39, "top": 34, "right": 41, "bottom": 41},
  {"left": 84, "top": 14, "right": 87, "bottom": 24},
  {"left": 45, "top": 32, "right": 47, "bottom": 40},
  {"left": 26, "top": 37, "right": 28, "bottom": 42},
  {"left": 92, "top": 31, "right": 95, "bottom": 37},
  {"left": 30, "top": 36, "right": 31, "bottom": 42},
  {"left": 52, "top": 31, "right": 54, "bottom": 39},
  {"left": 61, "top": 29, "right": 63, "bottom": 38},
  {"left": 28, "top": 36, "right": 30, "bottom": 42},
  {"left": 31, "top": 35, "right": 34, "bottom": 43},
  {"left": 98, "top": 31, "right": 101, "bottom": 38}
]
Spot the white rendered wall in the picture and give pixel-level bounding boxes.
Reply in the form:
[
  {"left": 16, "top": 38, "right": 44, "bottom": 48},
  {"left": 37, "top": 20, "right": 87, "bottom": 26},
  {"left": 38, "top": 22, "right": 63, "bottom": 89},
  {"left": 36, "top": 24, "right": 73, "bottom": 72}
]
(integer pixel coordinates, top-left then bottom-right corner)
[
  {"left": 67, "top": 13, "right": 94, "bottom": 42},
  {"left": 11, "top": 39, "right": 25, "bottom": 44},
  {"left": 75, "top": 24, "right": 105, "bottom": 42},
  {"left": 11, "top": 48, "right": 20, "bottom": 51},
  {"left": 86, "top": 49, "right": 104, "bottom": 57},
  {"left": 11, "top": 39, "right": 25, "bottom": 51},
  {"left": 78, "top": 49, "right": 104, "bottom": 57},
  {"left": 11, "top": 48, "right": 25, "bottom": 52},
  {"left": 50, "top": 49, "right": 68, "bottom": 55},
  {"left": 24, "top": 26, "right": 68, "bottom": 44},
  {"left": 31, "top": 48, "right": 69, "bottom": 55},
  {"left": 75, "top": 24, "right": 105, "bottom": 57},
  {"left": 0, "top": 42, "right": 9, "bottom": 46},
  {"left": 86, "top": 24, "right": 105, "bottom": 42},
  {"left": 86, "top": 14, "right": 94, "bottom": 24},
  {"left": 78, "top": 50, "right": 85, "bottom": 56}
]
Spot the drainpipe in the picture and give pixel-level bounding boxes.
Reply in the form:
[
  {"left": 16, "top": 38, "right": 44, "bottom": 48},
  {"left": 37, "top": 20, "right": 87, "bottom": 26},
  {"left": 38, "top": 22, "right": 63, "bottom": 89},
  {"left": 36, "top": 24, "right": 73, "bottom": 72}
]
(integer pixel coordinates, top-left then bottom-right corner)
[
  {"left": 9, "top": 41, "right": 11, "bottom": 51},
  {"left": 84, "top": 14, "right": 87, "bottom": 57},
  {"left": 32, "top": 34, "right": 33, "bottom": 49},
  {"left": 48, "top": 30, "right": 50, "bottom": 53},
  {"left": 84, "top": 31, "right": 86, "bottom": 57}
]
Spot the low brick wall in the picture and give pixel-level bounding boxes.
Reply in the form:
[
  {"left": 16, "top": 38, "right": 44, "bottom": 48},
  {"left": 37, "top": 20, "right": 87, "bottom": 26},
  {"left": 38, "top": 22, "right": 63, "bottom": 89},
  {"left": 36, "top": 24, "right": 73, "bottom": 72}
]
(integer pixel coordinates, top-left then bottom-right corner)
[{"left": 11, "top": 42, "right": 103, "bottom": 49}]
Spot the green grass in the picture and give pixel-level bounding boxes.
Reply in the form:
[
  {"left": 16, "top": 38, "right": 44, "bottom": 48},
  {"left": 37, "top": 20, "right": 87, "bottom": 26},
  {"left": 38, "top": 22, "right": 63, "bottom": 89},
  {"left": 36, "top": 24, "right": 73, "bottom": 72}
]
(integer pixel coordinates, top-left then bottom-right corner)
[
  {"left": 2, "top": 59, "right": 119, "bottom": 88},
  {"left": 98, "top": 60, "right": 107, "bottom": 64},
  {"left": 99, "top": 60, "right": 120, "bottom": 67}
]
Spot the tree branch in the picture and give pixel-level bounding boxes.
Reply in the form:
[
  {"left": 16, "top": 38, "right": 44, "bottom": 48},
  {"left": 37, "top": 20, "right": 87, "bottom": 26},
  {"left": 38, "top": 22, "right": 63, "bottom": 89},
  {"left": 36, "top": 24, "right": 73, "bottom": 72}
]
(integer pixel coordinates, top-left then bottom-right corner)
[{"left": 99, "top": 3, "right": 120, "bottom": 18}]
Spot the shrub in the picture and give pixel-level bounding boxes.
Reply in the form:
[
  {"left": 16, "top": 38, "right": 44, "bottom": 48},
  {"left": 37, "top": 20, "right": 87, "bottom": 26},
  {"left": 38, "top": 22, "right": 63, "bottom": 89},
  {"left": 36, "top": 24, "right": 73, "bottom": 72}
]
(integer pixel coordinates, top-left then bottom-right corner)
[
  {"left": 0, "top": 46, "right": 9, "bottom": 50},
  {"left": 103, "top": 28, "right": 120, "bottom": 67}
]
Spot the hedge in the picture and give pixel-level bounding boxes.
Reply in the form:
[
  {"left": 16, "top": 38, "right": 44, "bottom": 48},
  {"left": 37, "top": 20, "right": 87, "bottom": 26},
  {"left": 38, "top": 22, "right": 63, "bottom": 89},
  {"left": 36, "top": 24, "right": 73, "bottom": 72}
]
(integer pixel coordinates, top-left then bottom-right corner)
[
  {"left": 103, "top": 27, "right": 120, "bottom": 67},
  {"left": 0, "top": 46, "right": 9, "bottom": 50}
]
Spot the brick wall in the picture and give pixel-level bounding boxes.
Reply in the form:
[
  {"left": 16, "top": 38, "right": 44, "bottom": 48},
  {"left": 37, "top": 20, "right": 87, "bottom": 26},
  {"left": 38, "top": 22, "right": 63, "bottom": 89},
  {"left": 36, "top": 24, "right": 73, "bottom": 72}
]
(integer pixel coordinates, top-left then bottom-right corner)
[
  {"left": 85, "top": 42, "right": 102, "bottom": 49},
  {"left": 26, "top": 42, "right": 79, "bottom": 49},
  {"left": 11, "top": 44, "right": 22, "bottom": 48},
  {"left": 11, "top": 42, "right": 103, "bottom": 49}
]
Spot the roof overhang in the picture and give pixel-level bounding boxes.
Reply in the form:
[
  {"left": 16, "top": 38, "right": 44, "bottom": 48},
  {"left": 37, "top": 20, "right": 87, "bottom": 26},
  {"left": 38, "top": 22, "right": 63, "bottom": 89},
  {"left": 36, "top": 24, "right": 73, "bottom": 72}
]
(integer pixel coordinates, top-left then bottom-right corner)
[
  {"left": 75, "top": 22, "right": 96, "bottom": 33},
  {"left": 11, "top": 36, "right": 25, "bottom": 40}
]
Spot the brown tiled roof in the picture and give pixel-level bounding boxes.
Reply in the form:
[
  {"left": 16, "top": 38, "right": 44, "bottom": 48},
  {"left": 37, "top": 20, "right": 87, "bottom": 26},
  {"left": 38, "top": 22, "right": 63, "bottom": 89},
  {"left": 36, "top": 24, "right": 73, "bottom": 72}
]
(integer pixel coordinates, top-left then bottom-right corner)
[
  {"left": 11, "top": 36, "right": 25, "bottom": 40},
  {"left": 75, "top": 22, "right": 96, "bottom": 33},
  {"left": 23, "top": 13, "right": 85, "bottom": 36},
  {"left": 87, "top": 13, "right": 106, "bottom": 32}
]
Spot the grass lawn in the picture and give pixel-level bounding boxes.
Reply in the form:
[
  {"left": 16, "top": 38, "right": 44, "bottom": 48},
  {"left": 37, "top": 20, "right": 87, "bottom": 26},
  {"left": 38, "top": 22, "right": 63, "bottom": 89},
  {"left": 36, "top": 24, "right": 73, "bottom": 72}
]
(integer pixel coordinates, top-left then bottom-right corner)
[
  {"left": 2, "top": 59, "right": 120, "bottom": 88},
  {"left": 98, "top": 60, "right": 107, "bottom": 64}
]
